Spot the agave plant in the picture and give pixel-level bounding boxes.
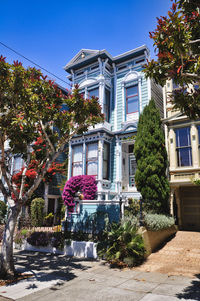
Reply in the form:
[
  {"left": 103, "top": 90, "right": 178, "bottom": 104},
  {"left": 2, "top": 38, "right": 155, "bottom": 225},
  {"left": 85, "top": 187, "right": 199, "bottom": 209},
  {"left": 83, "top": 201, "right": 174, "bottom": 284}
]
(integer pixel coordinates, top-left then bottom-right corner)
[{"left": 97, "top": 220, "right": 145, "bottom": 267}]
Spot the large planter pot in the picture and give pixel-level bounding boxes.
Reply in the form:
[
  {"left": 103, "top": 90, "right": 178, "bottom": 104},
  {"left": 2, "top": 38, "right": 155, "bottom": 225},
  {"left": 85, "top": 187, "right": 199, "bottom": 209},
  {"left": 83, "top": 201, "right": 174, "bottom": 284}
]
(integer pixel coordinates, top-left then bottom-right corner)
[{"left": 139, "top": 225, "right": 177, "bottom": 257}]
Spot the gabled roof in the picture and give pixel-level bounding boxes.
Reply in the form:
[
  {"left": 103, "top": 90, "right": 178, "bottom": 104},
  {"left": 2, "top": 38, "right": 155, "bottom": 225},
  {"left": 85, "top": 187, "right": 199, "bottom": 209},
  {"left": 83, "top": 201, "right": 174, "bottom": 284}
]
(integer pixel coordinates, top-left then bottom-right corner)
[{"left": 64, "top": 45, "right": 149, "bottom": 73}]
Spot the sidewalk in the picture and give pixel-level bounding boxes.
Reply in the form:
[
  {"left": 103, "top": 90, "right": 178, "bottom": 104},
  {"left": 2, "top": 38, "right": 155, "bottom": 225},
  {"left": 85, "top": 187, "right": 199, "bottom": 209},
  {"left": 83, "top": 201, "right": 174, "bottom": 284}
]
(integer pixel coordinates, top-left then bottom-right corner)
[{"left": 0, "top": 250, "right": 199, "bottom": 301}]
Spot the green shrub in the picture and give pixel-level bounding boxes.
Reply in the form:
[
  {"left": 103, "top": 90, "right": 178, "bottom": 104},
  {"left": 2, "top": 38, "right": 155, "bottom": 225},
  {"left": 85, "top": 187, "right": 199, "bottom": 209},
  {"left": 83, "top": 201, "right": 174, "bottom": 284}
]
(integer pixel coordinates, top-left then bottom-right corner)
[
  {"left": 31, "top": 198, "right": 45, "bottom": 227},
  {"left": 0, "top": 200, "right": 7, "bottom": 223},
  {"left": 44, "top": 212, "right": 54, "bottom": 226},
  {"left": 124, "top": 198, "right": 140, "bottom": 217},
  {"left": 144, "top": 214, "right": 175, "bottom": 231},
  {"left": 14, "top": 229, "right": 31, "bottom": 245},
  {"left": 97, "top": 220, "right": 145, "bottom": 267}
]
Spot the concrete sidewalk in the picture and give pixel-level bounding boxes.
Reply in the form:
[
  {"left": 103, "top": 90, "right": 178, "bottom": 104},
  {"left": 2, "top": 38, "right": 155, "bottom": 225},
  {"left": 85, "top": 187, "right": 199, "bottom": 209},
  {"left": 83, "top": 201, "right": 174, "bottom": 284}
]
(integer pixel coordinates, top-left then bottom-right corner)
[{"left": 0, "top": 250, "right": 199, "bottom": 301}]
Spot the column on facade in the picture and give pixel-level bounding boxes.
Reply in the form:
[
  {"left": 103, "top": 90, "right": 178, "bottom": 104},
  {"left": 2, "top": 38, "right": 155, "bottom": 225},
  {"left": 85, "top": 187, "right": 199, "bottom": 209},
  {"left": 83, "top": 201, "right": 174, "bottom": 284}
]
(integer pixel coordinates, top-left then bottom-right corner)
[
  {"left": 82, "top": 138, "right": 86, "bottom": 175},
  {"left": 99, "top": 81, "right": 105, "bottom": 115},
  {"left": 67, "top": 141, "right": 72, "bottom": 179},
  {"left": 169, "top": 188, "right": 175, "bottom": 216},
  {"left": 191, "top": 123, "right": 199, "bottom": 168},
  {"left": 112, "top": 63, "right": 117, "bottom": 131},
  {"left": 138, "top": 77, "right": 142, "bottom": 113},
  {"left": 97, "top": 137, "right": 104, "bottom": 201},
  {"left": 169, "top": 128, "right": 176, "bottom": 170},
  {"left": 115, "top": 136, "right": 122, "bottom": 198},
  {"left": 44, "top": 183, "right": 49, "bottom": 214},
  {"left": 121, "top": 82, "right": 125, "bottom": 123}
]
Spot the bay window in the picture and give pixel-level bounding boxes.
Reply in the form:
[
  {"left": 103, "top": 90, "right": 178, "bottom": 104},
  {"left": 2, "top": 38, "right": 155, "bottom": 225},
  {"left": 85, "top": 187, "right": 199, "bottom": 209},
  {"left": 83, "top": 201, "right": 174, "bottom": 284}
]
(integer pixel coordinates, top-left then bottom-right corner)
[
  {"left": 176, "top": 127, "right": 192, "bottom": 167},
  {"left": 126, "top": 85, "right": 139, "bottom": 114},
  {"left": 86, "top": 143, "right": 98, "bottom": 177},
  {"left": 72, "top": 145, "right": 83, "bottom": 176}
]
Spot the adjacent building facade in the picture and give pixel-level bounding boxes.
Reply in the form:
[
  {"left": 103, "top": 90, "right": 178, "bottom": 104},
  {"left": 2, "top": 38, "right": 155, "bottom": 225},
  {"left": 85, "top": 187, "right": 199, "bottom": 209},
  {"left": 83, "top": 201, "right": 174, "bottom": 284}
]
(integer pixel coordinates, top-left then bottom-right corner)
[
  {"left": 163, "top": 80, "right": 200, "bottom": 231},
  {"left": 63, "top": 46, "right": 163, "bottom": 223}
]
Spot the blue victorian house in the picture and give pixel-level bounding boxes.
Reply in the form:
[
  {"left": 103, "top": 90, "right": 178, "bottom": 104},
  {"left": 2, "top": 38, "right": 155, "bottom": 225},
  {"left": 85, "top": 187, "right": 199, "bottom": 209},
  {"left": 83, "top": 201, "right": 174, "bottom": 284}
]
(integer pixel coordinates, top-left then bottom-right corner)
[{"left": 63, "top": 45, "right": 163, "bottom": 224}]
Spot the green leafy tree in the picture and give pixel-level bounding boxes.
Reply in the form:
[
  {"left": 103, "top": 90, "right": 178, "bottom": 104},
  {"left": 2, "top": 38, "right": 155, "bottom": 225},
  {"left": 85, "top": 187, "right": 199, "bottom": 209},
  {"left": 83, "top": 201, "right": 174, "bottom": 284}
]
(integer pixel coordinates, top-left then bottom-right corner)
[
  {"left": 134, "top": 99, "right": 170, "bottom": 213},
  {"left": 145, "top": 0, "right": 200, "bottom": 119},
  {"left": 0, "top": 57, "right": 103, "bottom": 278},
  {"left": 30, "top": 198, "right": 45, "bottom": 227}
]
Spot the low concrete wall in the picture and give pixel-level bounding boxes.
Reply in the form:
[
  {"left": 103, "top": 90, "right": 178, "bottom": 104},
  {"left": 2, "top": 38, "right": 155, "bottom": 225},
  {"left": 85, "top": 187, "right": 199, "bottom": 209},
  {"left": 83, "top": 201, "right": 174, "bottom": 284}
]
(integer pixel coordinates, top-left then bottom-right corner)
[
  {"left": 14, "top": 240, "right": 97, "bottom": 259},
  {"left": 139, "top": 225, "right": 177, "bottom": 257}
]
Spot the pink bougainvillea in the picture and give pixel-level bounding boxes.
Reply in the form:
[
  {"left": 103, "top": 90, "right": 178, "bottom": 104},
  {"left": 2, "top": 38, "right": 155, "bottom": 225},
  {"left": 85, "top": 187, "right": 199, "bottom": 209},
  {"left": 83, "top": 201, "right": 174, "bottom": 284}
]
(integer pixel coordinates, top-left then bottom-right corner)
[{"left": 62, "top": 175, "right": 97, "bottom": 212}]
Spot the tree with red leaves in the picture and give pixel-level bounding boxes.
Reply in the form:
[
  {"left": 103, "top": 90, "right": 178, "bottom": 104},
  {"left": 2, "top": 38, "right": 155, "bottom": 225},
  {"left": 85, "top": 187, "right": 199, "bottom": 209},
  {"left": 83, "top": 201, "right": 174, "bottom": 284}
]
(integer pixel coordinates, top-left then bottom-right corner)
[
  {"left": 145, "top": 0, "right": 200, "bottom": 119},
  {"left": 0, "top": 57, "right": 103, "bottom": 278}
]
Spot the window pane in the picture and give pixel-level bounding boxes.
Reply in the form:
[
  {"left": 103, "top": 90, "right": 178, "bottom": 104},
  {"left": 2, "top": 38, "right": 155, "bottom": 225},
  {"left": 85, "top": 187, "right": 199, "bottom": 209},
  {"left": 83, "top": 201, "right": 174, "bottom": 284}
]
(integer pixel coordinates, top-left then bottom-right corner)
[
  {"left": 176, "top": 127, "right": 191, "bottom": 147},
  {"left": 87, "top": 161, "right": 97, "bottom": 175},
  {"left": 72, "top": 145, "right": 83, "bottom": 176},
  {"left": 103, "top": 161, "right": 108, "bottom": 179},
  {"left": 89, "top": 88, "right": 99, "bottom": 99},
  {"left": 177, "top": 148, "right": 192, "bottom": 166},
  {"left": 127, "top": 96, "right": 139, "bottom": 113},
  {"left": 87, "top": 143, "right": 98, "bottom": 158},
  {"left": 73, "top": 145, "right": 83, "bottom": 161},
  {"left": 126, "top": 86, "right": 137, "bottom": 97},
  {"left": 73, "top": 162, "right": 83, "bottom": 176},
  {"left": 103, "top": 143, "right": 108, "bottom": 160},
  {"left": 104, "top": 89, "right": 110, "bottom": 122}
]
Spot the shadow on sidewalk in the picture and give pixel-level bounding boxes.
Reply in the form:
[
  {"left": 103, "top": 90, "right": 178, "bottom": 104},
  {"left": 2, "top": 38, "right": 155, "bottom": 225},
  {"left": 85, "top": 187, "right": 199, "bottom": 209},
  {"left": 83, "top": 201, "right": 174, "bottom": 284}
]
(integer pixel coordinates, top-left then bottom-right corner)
[
  {"left": 176, "top": 274, "right": 200, "bottom": 300},
  {"left": 12, "top": 250, "right": 96, "bottom": 289}
]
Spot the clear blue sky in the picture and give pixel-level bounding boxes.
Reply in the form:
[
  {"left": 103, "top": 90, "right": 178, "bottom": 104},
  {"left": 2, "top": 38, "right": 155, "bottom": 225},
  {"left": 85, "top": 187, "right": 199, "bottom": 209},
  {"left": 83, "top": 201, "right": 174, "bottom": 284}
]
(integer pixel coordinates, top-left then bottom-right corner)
[{"left": 0, "top": 0, "right": 171, "bottom": 88}]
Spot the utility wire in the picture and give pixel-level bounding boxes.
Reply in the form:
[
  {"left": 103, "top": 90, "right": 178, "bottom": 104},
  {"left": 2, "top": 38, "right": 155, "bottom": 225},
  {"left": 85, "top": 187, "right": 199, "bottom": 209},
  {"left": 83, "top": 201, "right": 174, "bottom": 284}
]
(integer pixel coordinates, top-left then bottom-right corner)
[{"left": 0, "top": 41, "right": 70, "bottom": 86}]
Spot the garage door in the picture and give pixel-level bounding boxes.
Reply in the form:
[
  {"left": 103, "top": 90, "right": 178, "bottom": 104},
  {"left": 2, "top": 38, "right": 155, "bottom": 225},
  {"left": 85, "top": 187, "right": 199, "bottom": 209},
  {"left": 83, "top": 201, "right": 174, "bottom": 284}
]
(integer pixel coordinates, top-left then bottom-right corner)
[{"left": 180, "top": 187, "right": 200, "bottom": 231}]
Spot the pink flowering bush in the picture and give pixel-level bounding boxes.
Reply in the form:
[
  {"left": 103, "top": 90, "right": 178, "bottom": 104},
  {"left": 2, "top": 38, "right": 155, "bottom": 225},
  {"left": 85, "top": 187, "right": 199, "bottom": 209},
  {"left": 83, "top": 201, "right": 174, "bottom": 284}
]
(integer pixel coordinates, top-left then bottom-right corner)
[{"left": 62, "top": 175, "right": 97, "bottom": 212}]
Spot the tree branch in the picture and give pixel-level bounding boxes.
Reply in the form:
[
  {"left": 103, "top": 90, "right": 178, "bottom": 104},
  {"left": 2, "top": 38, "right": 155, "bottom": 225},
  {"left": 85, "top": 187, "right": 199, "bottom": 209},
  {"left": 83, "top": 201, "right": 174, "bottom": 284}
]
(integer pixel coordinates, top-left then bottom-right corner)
[
  {"left": 189, "top": 39, "right": 200, "bottom": 44},
  {"left": 39, "top": 120, "right": 55, "bottom": 153},
  {"left": 0, "top": 178, "right": 9, "bottom": 198},
  {"left": 182, "top": 73, "right": 200, "bottom": 80}
]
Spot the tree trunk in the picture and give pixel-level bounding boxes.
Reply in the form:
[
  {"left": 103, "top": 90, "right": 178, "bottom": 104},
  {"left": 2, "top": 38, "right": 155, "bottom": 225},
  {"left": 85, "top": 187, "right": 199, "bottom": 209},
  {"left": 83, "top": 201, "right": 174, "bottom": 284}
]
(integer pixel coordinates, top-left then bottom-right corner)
[{"left": 0, "top": 203, "right": 21, "bottom": 279}]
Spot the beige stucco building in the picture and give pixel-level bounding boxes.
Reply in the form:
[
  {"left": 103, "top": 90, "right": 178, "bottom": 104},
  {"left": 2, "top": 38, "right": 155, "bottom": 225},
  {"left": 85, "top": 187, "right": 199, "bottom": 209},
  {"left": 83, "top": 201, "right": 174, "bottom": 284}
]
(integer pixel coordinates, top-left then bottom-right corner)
[{"left": 163, "top": 80, "right": 200, "bottom": 231}]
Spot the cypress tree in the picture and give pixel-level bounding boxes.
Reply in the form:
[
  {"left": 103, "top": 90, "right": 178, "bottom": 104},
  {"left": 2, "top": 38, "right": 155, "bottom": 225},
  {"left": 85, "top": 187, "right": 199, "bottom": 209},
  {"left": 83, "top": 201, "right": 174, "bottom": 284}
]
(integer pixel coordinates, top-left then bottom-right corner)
[{"left": 134, "top": 99, "right": 170, "bottom": 213}]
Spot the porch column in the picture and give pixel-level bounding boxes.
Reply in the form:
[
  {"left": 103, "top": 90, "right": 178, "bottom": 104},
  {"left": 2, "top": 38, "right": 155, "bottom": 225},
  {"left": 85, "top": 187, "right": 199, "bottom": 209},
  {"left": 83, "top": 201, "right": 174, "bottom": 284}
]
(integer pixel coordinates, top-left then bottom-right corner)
[
  {"left": 97, "top": 137, "right": 104, "bottom": 201},
  {"left": 82, "top": 137, "right": 86, "bottom": 175}
]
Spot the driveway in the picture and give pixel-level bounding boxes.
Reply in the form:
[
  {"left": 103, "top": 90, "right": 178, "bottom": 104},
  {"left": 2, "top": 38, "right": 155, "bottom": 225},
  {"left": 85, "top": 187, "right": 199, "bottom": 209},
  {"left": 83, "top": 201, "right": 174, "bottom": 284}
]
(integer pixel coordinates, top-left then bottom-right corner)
[{"left": 136, "top": 231, "right": 200, "bottom": 277}]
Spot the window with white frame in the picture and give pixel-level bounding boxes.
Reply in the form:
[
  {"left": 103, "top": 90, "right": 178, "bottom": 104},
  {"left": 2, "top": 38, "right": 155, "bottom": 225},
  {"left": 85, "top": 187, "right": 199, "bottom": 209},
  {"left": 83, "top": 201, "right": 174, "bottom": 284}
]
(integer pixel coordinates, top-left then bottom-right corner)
[
  {"left": 104, "top": 89, "right": 110, "bottom": 122},
  {"left": 86, "top": 143, "right": 98, "bottom": 177},
  {"left": 72, "top": 145, "right": 83, "bottom": 176},
  {"left": 13, "top": 156, "right": 24, "bottom": 174},
  {"left": 88, "top": 87, "right": 99, "bottom": 99},
  {"left": 175, "top": 127, "right": 192, "bottom": 167},
  {"left": 103, "top": 143, "right": 110, "bottom": 180},
  {"left": 126, "top": 85, "right": 139, "bottom": 114}
]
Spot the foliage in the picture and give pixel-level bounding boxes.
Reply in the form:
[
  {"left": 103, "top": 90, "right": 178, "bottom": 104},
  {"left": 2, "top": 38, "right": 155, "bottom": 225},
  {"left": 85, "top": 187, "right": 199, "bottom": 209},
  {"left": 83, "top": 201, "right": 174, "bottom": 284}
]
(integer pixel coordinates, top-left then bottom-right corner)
[
  {"left": 62, "top": 175, "right": 97, "bottom": 212},
  {"left": 97, "top": 220, "right": 145, "bottom": 267},
  {"left": 144, "top": 214, "right": 175, "bottom": 231},
  {"left": 144, "top": 0, "right": 200, "bottom": 118},
  {"left": 27, "top": 231, "right": 51, "bottom": 247},
  {"left": 124, "top": 198, "right": 140, "bottom": 217},
  {"left": 44, "top": 212, "right": 54, "bottom": 226},
  {"left": 14, "top": 229, "right": 31, "bottom": 245},
  {"left": 134, "top": 99, "right": 170, "bottom": 213},
  {"left": 30, "top": 198, "right": 45, "bottom": 227},
  {"left": 0, "top": 201, "right": 7, "bottom": 223}
]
